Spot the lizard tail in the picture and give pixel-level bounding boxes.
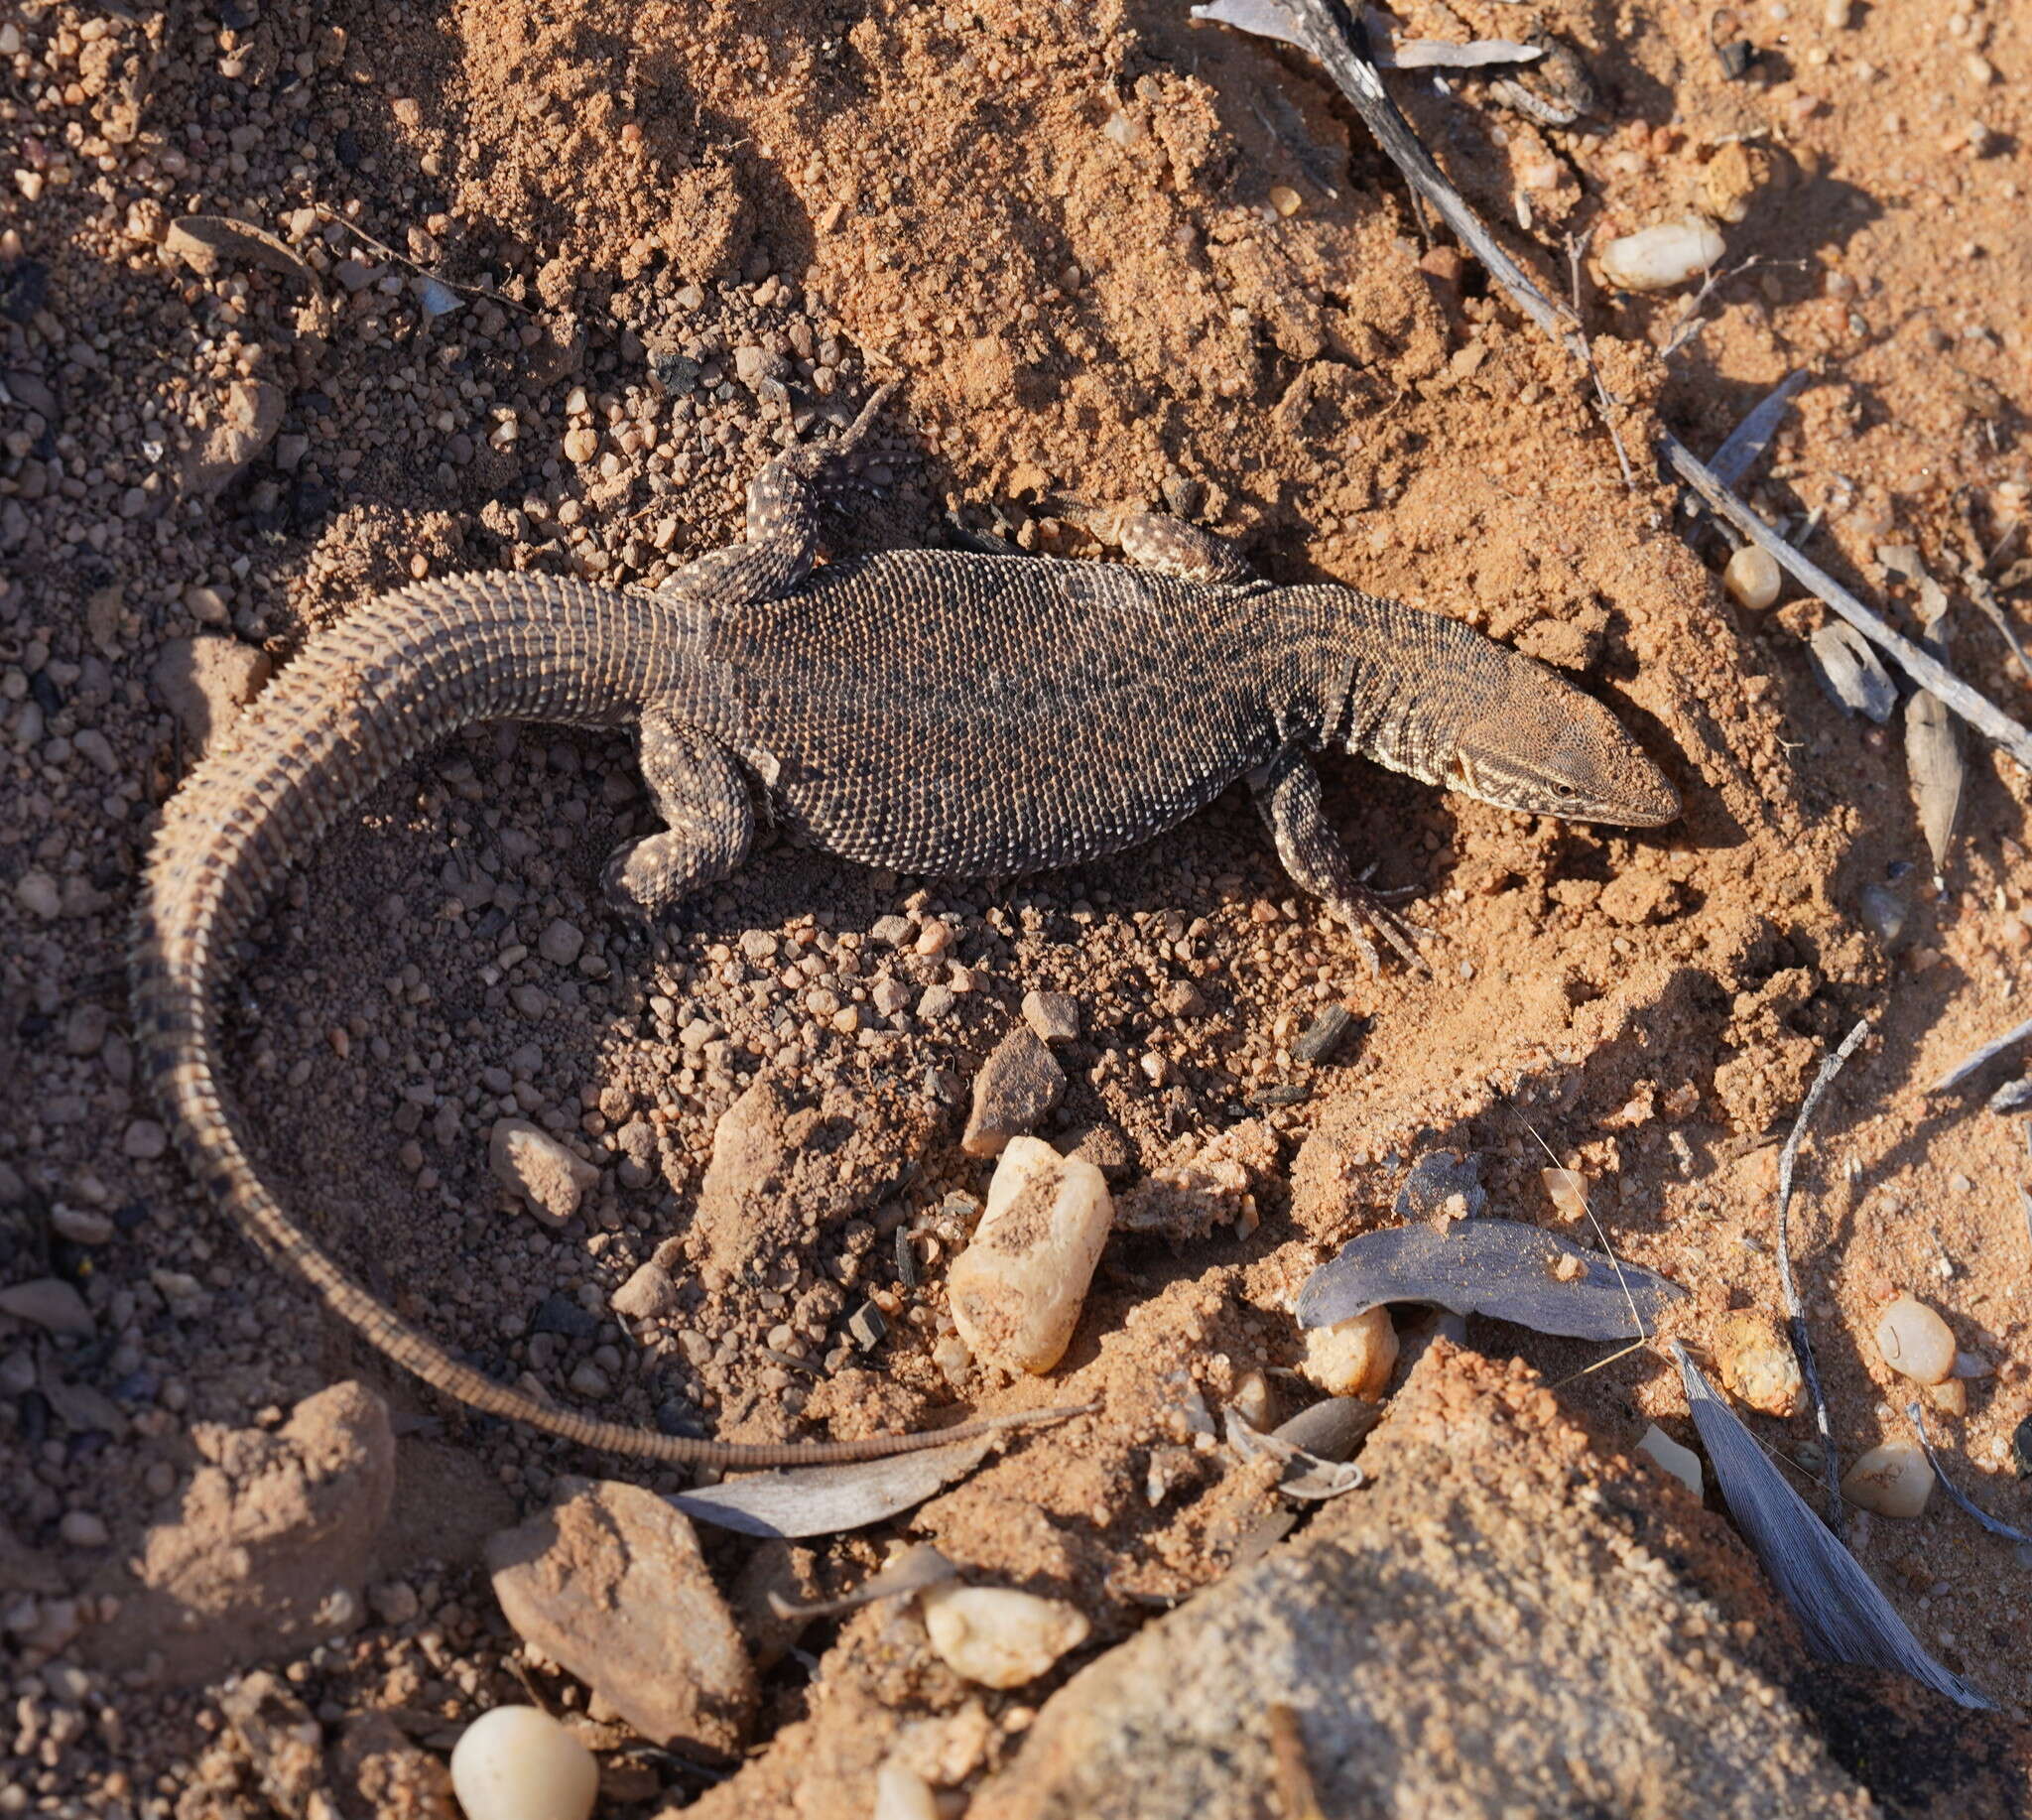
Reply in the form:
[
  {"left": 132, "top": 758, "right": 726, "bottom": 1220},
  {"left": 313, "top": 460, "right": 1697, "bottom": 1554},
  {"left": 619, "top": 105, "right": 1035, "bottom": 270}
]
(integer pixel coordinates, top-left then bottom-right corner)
[{"left": 131, "top": 573, "right": 1046, "bottom": 1468}]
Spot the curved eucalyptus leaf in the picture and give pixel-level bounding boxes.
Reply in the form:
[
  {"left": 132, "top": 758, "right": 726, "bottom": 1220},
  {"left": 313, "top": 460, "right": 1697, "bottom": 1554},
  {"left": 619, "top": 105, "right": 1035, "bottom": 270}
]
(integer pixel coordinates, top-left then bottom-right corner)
[{"left": 1296, "top": 1218, "right": 1684, "bottom": 1339}]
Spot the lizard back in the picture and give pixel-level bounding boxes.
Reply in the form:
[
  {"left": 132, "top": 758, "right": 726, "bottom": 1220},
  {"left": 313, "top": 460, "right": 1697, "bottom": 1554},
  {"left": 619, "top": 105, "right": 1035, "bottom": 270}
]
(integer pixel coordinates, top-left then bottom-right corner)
[{"left": 697, "top": 549, "right": 1296, "bottom": 873}]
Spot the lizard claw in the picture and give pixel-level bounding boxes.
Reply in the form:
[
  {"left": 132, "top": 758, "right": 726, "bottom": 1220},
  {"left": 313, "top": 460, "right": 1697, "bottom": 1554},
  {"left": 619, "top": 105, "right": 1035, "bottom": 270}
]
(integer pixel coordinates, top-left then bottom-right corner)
[{"left": 1336, "top": 885, "right": 1431, "bottom": 975}]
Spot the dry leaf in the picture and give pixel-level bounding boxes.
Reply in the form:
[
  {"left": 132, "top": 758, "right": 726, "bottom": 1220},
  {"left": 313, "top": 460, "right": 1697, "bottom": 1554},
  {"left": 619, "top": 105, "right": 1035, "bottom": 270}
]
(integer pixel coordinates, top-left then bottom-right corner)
[
  {"left": 1673, "top": 1346, "right": 1991, "bottom": 1709},
  {"left": 1295, "top": 1218, "right": 1684, "bottom": 1341},
  {"left": 666, "top": 1436, "right": 994, "bottom": 1537}
]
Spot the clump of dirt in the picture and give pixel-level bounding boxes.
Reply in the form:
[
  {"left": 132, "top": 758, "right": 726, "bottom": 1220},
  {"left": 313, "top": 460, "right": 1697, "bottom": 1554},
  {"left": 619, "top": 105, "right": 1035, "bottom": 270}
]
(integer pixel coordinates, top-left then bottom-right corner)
[{"left": 3, "top": 0, "right": 2031, "bottom": 1810}]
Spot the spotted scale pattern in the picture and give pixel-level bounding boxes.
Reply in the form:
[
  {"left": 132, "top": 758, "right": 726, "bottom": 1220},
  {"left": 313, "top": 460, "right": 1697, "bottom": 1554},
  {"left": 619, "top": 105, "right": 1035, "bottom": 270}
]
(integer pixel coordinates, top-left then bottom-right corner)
[{"left": 134, "top": 392, "right": 1677, "bottom": 1468}]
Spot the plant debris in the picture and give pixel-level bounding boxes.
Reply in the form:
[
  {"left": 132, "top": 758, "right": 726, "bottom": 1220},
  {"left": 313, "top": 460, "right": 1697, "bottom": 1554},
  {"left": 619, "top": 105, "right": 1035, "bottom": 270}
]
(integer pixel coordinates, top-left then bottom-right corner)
[
  {"left": 765, "top": 1543, "right": 958, "bottom": 1621},
  {"left": 666, "top": 1436, "right": 997, "bottom": 1538},
  {"left": 1709, "top": 370, "right": 1811, "bottom": 489},
  {"left": 1672, "top": 1347, "right": 1992, "bottom": 1710},
  {"left": 1928, "top": 1014, "right": 2032, "bottom": 1096},
  {"left": 1907, "top": 1404, "right": 2032, "bottom": 1547},
  {"left": 1224, "top": 1407, "right": 1368, "bottom": 1500},
  {"left": 1807, "top": 621, "right": 1898, "bottom": 723},
  {"left": 1774, "top": 1019, "right": 1871, "bottom": 1532},
  {"left": 1294, "top": 1218, "right": 1684, "bottom": 1340}
]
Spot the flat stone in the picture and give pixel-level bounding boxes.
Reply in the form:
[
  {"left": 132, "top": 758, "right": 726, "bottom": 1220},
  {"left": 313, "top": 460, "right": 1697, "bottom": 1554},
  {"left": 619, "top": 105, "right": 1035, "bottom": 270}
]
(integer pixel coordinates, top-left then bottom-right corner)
[
  {"left": 0, "top": 1277, "right": 95, "bottom": 1336},
  {"left": 1020, "top": 990, "right": 1080, "bottom": 1042},
  {"left": 960, "top": 1026, "right": 1066, "bottom": 1159},
  {"left": 610, "top": 1261, "right": 680, "bottom": 1321},
  {"left": 489, "top": 1118, "right": 598, "bottom": 1226},
  {"left": 487, "top": 1478, "right": 756, "bottom": 1753},
  {"left": 183, "top": 377, "right": 285, "bottom": 497}
]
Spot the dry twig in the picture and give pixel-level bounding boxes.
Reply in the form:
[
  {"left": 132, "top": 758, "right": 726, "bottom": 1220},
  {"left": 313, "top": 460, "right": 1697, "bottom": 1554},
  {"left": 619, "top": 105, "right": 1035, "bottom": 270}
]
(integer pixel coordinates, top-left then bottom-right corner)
[{"left": 1775, "top": 1018, "right": 1870, "bottom": 1535}]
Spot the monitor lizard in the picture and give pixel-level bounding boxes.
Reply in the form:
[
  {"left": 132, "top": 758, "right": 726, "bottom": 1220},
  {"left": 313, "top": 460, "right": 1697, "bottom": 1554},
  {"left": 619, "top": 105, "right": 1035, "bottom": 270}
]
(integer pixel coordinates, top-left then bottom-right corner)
[{"left": 131, "top": 382, "right": 1678, "bottom": 1468}]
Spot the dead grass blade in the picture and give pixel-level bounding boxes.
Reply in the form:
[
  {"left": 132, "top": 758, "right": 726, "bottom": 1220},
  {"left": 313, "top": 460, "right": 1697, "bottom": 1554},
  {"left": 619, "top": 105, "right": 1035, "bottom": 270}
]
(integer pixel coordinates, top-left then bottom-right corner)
[
  {"left": 1673, "top": 1346, "right": 1993, "bottom": 1709},
  {"left": 1775, "top": 1018, "right": 1870, "bottom": 1534}
]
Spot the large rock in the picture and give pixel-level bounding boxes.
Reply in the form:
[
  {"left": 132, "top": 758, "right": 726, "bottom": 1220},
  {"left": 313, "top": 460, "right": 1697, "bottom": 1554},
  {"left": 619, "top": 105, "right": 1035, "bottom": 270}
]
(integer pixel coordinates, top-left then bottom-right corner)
[
  {"left": 87, "top": 1381, "right": 394, "bottom": 1683},
  {"left": 487, "top": 1478, "right": 756, "bottom": 1754},
  {"left": 967, "top": 1343, "right": 1875, "bottom": 1820}
]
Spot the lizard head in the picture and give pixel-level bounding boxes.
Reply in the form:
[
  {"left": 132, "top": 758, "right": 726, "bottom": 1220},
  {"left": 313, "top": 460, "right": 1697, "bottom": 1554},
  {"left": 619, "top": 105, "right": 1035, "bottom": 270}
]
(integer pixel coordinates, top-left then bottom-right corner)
[{"left": 1443, "top": 651, "right": 1679, "bottom": 827}]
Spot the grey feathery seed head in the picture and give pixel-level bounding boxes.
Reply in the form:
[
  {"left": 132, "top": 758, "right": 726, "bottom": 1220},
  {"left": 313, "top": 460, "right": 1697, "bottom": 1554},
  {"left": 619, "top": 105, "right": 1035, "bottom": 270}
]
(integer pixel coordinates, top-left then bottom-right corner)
[{"left": 1445, "top": 644, "right": 1680, "bottom": 826}]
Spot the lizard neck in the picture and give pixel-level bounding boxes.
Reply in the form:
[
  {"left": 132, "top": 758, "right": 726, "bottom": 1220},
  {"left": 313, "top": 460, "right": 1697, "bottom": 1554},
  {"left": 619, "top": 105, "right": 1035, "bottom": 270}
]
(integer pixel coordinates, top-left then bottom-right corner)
[{"left": 1273, "top": 585, "right": 1498, "bottom": 785}]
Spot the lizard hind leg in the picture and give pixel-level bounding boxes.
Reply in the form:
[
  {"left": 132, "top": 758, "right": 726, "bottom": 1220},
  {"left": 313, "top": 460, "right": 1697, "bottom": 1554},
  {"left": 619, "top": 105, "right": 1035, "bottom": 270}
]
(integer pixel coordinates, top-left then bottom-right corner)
[{"left": 601, "top": 712, "right": 756, "bottom": 923}]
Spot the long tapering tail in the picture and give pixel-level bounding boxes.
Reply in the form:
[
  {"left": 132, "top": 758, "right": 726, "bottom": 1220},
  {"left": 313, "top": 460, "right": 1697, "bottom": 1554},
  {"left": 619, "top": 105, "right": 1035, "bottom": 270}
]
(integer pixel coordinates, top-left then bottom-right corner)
[{"left": 131, "top": 572, "right": 1054, "bottom": 1467}]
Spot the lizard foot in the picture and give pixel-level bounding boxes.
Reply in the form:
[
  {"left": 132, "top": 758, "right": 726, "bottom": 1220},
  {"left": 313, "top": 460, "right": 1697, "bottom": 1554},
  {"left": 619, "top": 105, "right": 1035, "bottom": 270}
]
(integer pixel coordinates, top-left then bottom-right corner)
[
  {"left": 601, "top": 834, "right": 705, "bottom": 925},
  {"left": 1335, "top": 884, "right": 1431, "bottom": 975}
]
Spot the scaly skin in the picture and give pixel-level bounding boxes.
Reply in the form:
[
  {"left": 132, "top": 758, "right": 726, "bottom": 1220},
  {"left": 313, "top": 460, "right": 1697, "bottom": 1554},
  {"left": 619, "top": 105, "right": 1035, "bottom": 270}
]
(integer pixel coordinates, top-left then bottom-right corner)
[{"left": 132, "top": 389, "right": 1677, "bottom": 1466}]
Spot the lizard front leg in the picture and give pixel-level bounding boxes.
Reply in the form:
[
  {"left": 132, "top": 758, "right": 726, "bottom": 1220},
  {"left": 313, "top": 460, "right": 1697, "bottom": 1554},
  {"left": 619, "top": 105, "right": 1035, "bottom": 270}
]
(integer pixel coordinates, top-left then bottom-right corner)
[
  {"left": 1111, "top": 512, "right": 1256, "bottom": 585},
  {"left": 660, "top": 381, "right": 899, "bottom": 606},
  {"left": 1249, "top": 747, "right": 1428, "bottom": 975},
  {"left": 602, "top": 709, "right": 755, "bottom": 921}
]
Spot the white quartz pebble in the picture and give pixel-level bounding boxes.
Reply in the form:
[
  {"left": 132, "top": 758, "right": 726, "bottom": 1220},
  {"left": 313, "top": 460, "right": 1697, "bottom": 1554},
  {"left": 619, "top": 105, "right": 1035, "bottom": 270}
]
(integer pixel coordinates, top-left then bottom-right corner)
[
  {"left": 872, "top": 1759, "right": 941, "bottom": 1820},
  {"left": 1873, "top": 1294, "right": 1956, "bottom": 1385},
  {"left": 1637, "top": 1424, "right": 1704, "bottom": 1499},
  {"left": 1840, "top": 1440, "right": 1934, "bottom": 1519},
  {"left": 947, "top": 1137, "right": 1111, "bottom": 1373},
  {"left": 1723, "top": 545, "right": 1782, "bottom": 609},
  {"left": 1300, "top": 1306, "right": 1398, "bottom": 1400},
  {"left": 448, "top": 1706, "right": 597, "bottom": 1820},
  {"left": 1599, "top": 218, "right": 1725, "bottom": 291},
  {"left": 921, "top": 1583, "right": 1091, "bottom": 1688}
]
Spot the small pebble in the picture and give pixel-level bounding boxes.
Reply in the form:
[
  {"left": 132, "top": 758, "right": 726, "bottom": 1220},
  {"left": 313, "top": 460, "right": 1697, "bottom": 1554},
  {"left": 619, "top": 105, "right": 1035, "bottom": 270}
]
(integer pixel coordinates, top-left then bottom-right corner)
[
  {"left": 1637, "top": 1424, "right": 1705, "bottom": 1498},
  {"left": 448, "top": 1707, "right": 597, "bottom": 1820},
  {"left": 0, "top": 1277, "right": 95, "bottom": 1337},
  {"left": 610, "top": 1261, "right": 679, "bottom": 1321},
  {"left": 59, "top": 1510, "right": 110, "bottom": 1548},
  {"left": 537, "top": 919, "right": 584, "bottom": 967},
  {"left": 1723, "top": 545, "right": 1782, "bottom": 609},
  {"left": 1230, "top": 1369, "right": 1274, "bottom": 1430},
  {"left": 1840, "top": 1439, "right": 1934, "bottom": 1518},
  {"left": 1599, "top": 219, "right": 1725, "bottom": 291},
  {"left": 1021, "top": 989, "right": 1080, "bottom": 1042},
  {"left": 920, "top": 1583, "right": 1090, "bottom": 1687},
  {"left": 1713, "top": 1308, "right": 1804, "bottom": 1417},
  {"left": 873, "top": 1760, "right": 941, "bottom": 1820},
  {"left": 960, "top": 1025, "right": 1067, "bottom": 1158},
  {"left": 1874, "top": 1293, "right": 1955, "bottom": 1385},
  {"left": 1299, "top": 1307, "right": 1397, "bottom": 1400},
  {"left": 1858, "top": 883, "right": 1907, "bottom": 947},
  {"left": 488, "top": 1119, "right": 599, "bottom": 1226},
  {"left": 948, "top": 1137, "right": 1111, "bottom": 1373}
]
